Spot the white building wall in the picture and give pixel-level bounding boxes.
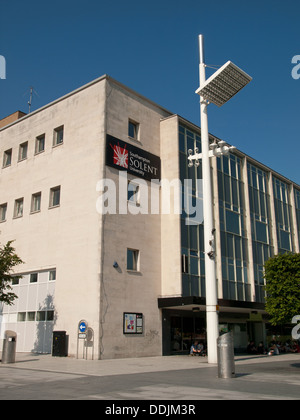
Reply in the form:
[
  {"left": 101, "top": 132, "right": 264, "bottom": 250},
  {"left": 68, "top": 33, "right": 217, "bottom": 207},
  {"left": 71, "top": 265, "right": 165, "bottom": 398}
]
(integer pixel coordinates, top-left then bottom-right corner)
[{"left": 0, "top": 77, "right": 107, "bottom": 358}]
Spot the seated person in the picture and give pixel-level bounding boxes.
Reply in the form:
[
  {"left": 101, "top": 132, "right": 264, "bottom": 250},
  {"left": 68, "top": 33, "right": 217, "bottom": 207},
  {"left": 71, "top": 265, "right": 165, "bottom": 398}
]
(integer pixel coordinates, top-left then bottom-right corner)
[
  {"left": 190, "top": 341, "right": 204, "bottom": 355},
  {"left": 247, "top": 341, "right": 258, "bottom": 354}
]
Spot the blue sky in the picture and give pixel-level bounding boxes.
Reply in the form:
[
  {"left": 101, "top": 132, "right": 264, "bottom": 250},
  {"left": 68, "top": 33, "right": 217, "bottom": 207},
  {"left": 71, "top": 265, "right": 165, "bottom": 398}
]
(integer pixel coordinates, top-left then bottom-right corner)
[{"left": 0, "top": 0, "right": 299, "bottom": 184}]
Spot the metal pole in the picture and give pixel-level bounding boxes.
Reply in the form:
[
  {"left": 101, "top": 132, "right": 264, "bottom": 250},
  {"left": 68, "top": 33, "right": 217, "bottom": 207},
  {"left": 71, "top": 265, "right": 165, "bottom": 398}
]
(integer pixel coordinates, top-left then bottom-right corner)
[{"left": 198, "top": 34, "right": 219, "bottom": 364}]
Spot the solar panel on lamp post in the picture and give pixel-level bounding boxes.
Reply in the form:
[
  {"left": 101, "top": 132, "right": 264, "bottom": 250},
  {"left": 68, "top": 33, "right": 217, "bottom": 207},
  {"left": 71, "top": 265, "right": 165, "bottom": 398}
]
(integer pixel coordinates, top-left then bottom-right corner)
[{"left": 189, "top": 35, "right": 252, "bottom": 364}]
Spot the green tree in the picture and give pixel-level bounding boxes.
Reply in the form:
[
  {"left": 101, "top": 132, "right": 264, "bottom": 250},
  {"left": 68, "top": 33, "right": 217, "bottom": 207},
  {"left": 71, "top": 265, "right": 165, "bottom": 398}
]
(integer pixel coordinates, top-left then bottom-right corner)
[
  {"left": 264, "top": 253, "right": 300, "bottom": 326},
  {"left": 0, "top": 241, "right": 24, "bottom": 305}
]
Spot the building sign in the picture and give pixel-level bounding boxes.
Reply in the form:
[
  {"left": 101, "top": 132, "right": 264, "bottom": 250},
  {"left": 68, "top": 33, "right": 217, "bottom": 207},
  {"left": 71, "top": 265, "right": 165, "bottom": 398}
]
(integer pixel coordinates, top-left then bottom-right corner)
[
  {"left": 123, "top": 313, "right": 143, "bottom": 334},
  {"left": 106, "top": 134, "right": 161, "bottom": 181}
]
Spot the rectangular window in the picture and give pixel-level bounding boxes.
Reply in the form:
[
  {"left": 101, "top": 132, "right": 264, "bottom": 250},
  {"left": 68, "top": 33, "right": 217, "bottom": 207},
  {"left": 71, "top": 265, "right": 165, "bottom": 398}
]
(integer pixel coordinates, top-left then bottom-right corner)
[
  {"left": 35, "top": 134, "right": 45, "bottom": 154},
  {"left": 49, "top": 186, "right": 61, "bottom": 208},
  {"left": 0, "top": 203, "right": 7, "bottom": 222},
  {"left": 17, "top": 312, "right": 26, "bottom": 322},
  {"left": 3, "top": 149, "right": 12, "bottom": 167},
  {"left": 49, "top": 269, "right": 56, "bottom": 281},
  {"left": 36, "top": 311, "right": 46, "bottom": 321},
  {"left": 14, "top": 198, "right": 24, "bottom": 218},
  {"left": 53, "top": 125, "right": 64, "bottom": 146},
  {"left": 127, "top": 248, "right": 139, "bottom": 271},
  {"left": 47, "top": 310, "right": 54, "bottom": 321},
  {"left": 30, "top": 273, "right": 38, "bottom": 283},
  {"left": 26, "top": 312, "right": 36, "bottom": 322},
  {"left": 128, "top": 181, "right": 140, "bottom": 205},
  {"left": 12, "top": 277, "right": 19, "bottom": 285},
  {"left": 128, "top": 120, "right": 139, "bottom": 140},
  {"left": 18, "top": 141, "right": 28, "bottom": 161},
  {"left": 31, "top": 192, "right": 41, "bottom": 213}
]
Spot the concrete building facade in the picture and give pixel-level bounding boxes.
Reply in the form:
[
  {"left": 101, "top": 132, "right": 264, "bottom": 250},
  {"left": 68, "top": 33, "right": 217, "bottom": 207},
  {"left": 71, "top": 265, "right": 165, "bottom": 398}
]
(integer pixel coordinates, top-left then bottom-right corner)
[{"left": 0, "top": 75, "right": 299, "bottom": 359}]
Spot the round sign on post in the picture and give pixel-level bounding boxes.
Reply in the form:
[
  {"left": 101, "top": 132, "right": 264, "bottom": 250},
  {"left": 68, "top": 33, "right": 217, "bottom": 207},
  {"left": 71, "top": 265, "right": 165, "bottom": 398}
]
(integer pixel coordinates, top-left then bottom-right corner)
[{"left": 78, "top": 320, "right": 88, "bottom": 339}]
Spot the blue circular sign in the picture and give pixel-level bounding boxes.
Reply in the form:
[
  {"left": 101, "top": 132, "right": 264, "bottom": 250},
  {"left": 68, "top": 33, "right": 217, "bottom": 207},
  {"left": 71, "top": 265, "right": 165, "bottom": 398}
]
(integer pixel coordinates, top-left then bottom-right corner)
[{"left": 79, "top": 321, "right": 87, "bottom": 333}]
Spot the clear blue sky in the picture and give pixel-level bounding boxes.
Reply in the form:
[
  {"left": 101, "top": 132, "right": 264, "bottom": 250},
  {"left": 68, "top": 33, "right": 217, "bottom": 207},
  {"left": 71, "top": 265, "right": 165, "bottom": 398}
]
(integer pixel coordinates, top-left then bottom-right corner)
[{"left": 1, "top": 0, "right": 299, "bottom": 184}]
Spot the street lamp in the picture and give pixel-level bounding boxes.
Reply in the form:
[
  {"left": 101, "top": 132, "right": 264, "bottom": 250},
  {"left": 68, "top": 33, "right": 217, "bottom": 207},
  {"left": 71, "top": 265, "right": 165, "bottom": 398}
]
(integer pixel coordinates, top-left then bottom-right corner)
[{"left": 188, "top": 35, "right": 252, "bottom": 364}]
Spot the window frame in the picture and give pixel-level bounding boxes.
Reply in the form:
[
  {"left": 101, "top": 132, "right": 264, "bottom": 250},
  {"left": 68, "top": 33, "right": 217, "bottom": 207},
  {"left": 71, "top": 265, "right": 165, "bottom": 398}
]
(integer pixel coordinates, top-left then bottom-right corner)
[
  {"left": 127, "top": 248, "right": 140, "bottom": 272},
  {"left": 13, "top": 198, "right": 24, "bottom": 218},
  {"left": 18, "top": 141, "right": 28, "bottom": 162},
  {"left": 31, "top": 192, "right": 42, "bottom": 213},
  {"left": 128, "top": 119, "right": 140, "bottom": 141},
  {"left": 49, "top": 186, "right": 61, "bottom": 208},
  {"left": 53, "top": 125, "right": 64, "bottom": 147},
  {"left": 3, "top": 148, "right": 12, "bottom": 168},
  {"left": 35, "top": 134, "right": 45, "bottom": 154},
  {"left": 0, "top": 202, "right": 7, "bottom": 222}
]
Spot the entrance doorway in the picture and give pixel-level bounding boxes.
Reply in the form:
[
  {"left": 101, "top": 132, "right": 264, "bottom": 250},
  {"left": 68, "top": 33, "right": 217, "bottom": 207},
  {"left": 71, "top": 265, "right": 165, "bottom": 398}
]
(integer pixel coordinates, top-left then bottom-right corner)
[{"left": 162, "top": 310, "right": 206, "bottom": 355}]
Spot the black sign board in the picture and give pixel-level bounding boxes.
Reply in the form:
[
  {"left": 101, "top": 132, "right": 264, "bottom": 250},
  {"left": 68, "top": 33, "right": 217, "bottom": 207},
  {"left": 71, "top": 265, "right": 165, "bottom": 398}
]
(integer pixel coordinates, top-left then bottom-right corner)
[
  {"left": 106, "top": 134, "right": 161, "bottom": 181},
  {"left": 123, "top": 313, "right": 143, "bottom": 334}
]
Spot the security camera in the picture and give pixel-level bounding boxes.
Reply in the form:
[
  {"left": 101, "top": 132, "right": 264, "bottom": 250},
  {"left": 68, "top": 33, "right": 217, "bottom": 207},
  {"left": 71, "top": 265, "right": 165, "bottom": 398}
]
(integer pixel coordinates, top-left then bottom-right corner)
[{"left": 113, "top": 261, "right": 119, "bottom": 269}]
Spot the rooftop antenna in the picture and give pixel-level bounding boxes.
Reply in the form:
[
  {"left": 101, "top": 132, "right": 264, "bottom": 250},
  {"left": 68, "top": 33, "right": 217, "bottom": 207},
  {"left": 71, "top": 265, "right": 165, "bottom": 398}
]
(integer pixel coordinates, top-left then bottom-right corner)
[{"left": 24, "top": 86, "right": 39, "bottom": 113}]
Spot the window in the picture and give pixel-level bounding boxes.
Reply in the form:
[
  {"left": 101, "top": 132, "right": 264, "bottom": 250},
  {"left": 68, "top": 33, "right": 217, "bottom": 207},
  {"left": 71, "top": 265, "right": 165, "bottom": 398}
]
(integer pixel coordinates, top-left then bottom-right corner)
[
  {"left": 49, "top": 269, "right": 56, "bottom": 281},
  {"left": 18, "top": 141, "right": 28, "bottom": 161},
  {"left": 127, "top": 248, "right": 139, "bottom": 271},
  {"left": 49, "top": 186, "right": 61, "bottom": 208},
  {"left": 3, "top": 149, "right": 12, "bottom": 167},
  {"left": 128, "top": 120, "right": 139, "bottom": 140},
  {"left": 181, "top": 254, "right": 189, "bottom": 273},
  {"left": 37, "top": 311, "right": 46, "bottom": 321},
  {"left": 27, "top": 312, "right": 36, "bottom": 321},
  {"left": 14, "top": 198, "right": 24, "bottom": 218},
  {"left": 0, "top": 203, "right": 7, "bottom": 222},
  {"left": 128, "top": 182, "right": 140, "bottom": 205},
  {"left": 30, "top": 273, "right": 38, "bottom": 283},
  {"left": 12, "top": 277, "right": 19, "bottom": 285},
  {"left": 17, "top": 312, "right": 26, "bottom": 322},
  {"left": 47, "top": 310, "right": 54, "bottom": 321},
  {"left": 31, "top": 192, "right": 41, "bottom": 213},
  {"left": 53, "top": 125, "right": 64, "bottom": 146},
  {"left": 35, "top": 134, "right": 45, "bottom": 154}
]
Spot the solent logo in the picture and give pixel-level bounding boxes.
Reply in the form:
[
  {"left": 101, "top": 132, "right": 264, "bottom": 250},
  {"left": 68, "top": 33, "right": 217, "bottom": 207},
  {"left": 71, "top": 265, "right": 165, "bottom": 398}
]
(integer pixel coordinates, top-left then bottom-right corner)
[
  {"left": 0, "top": 55, "right": 6, "bottom": 79},
  {"left": 111, "top": 142, "right": 129, "bottom": 169}
]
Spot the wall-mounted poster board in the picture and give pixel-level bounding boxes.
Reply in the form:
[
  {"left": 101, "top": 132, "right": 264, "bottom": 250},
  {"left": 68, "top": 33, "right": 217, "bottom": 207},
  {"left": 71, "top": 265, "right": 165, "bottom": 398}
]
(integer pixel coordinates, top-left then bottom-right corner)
[{"left": 123, "top": 313, "right": 143, "bottom": 334}]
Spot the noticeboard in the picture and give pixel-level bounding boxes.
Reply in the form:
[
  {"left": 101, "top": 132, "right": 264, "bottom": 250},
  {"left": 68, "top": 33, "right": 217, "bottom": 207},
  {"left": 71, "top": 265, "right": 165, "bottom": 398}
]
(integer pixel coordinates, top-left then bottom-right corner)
[{"left": 123, "top": 313, "right": 143, "bottom": 335}]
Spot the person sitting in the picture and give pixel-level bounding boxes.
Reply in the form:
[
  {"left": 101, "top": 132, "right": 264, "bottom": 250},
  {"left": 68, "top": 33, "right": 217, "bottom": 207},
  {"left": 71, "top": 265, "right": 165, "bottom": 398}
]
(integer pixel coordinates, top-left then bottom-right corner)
[
  {"left": 268, "top": 342, "right": 279, "bottom": 356},
  {"left": 247, "top": 341, "right": 258, "bottom": 355},
  {"left": 257, "top": 341, "right": 267, "bottom": 355},
  {"left": 190, "top": 341, "right": 203, "bottom": 356}
]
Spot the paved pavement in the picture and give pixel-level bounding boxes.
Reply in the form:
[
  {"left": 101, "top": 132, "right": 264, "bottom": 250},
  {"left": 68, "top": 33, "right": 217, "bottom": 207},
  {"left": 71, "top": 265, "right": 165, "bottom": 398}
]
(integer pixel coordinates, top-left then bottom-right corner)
[{"left": 0, "top": 352, "right": 300, "bottom": 400}]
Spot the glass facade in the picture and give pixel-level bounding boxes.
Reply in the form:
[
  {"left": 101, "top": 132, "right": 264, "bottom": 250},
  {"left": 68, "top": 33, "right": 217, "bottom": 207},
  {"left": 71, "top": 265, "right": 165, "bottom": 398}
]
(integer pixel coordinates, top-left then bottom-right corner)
[
  {"left": 295, "top": 188, "right": 300, "bottom": 250},
  {"left": 247, "top": 163, "right": 273, "bottom": 303},
  {"left": 178, "top": 121, "right": 299, "bottom": 306},
  {"left": 273, "top": 177, "right": 294, "bottom": 254},
  {"left": 218, "top": 155, "right": 251, "bottom": 302},
  {"left": 179, "top": 125, "right": 205, "bottom": 297}
]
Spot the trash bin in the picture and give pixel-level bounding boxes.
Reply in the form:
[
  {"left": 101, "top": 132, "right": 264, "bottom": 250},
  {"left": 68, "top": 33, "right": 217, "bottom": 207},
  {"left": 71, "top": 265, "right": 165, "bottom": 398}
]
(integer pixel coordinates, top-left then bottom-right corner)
[
  {"left": 217, "top": 331, "right": 235, "bottom": 379},
  {"left": 1, "top": 330, "right": 17, "bottom": 364}
]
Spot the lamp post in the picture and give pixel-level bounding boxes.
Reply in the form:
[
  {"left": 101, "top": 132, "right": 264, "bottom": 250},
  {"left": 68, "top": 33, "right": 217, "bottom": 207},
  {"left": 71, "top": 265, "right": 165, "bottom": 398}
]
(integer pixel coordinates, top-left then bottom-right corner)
[{"left": 188, "top": 35, "right": 252, "bottom": 364}]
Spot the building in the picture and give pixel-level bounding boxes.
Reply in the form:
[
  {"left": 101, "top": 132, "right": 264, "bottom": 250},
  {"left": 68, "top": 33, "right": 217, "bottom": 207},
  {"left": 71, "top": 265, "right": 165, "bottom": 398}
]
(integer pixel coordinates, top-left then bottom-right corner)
[{"left": 0, "top": 75, "right": 299, "bottom": 359}]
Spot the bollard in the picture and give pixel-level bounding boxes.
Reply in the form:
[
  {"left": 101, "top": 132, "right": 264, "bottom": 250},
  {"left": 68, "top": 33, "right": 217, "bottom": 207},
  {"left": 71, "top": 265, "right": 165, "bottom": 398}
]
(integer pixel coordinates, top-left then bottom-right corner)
[
  {"left": 217, "top": 331, "right": 235, "bottom": 379},
  {"left": 1, "top": 330, "right": 17, "bottom": 364}
]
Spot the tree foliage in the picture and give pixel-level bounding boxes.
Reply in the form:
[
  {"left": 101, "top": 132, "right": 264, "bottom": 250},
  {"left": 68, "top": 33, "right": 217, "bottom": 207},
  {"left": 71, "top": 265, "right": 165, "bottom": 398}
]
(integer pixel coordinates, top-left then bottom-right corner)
[
  {"left": 0, "top": 241, "right": 24, "bottom": 305},
  {"left": 264, "top": 253, "right": 300, "bottom": 326}
]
